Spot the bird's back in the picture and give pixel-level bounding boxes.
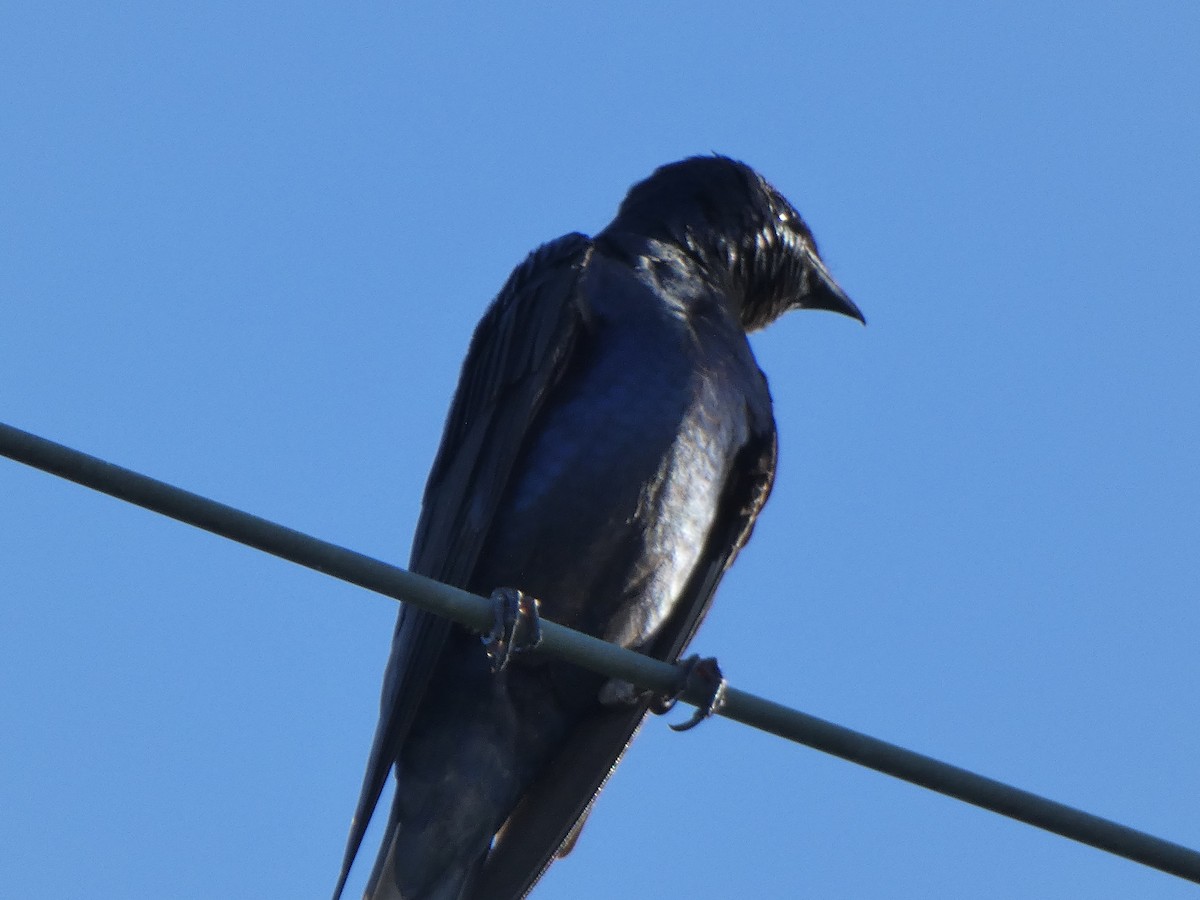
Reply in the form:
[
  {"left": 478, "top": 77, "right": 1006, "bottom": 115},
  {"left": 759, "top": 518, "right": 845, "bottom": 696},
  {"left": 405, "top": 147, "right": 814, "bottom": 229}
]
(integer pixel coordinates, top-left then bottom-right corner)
[{"left": 367, "top": 237, "right": 776, "bottom": 900}]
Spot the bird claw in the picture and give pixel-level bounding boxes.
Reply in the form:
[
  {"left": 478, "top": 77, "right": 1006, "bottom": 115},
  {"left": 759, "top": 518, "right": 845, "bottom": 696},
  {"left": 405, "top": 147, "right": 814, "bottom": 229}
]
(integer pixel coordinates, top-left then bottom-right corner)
[
  {"left": 652, "top": 655, "right": 728, "bottom": 732},
  {"left": 481, "top": 587, "right": 543, "bottom": 672}
]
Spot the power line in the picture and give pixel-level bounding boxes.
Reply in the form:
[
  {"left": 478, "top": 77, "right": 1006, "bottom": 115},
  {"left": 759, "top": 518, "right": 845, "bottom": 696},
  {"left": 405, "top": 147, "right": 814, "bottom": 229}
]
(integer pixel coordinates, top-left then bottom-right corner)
[{"left": 2, "top": 419, "right": 1198, "bottom": 886}]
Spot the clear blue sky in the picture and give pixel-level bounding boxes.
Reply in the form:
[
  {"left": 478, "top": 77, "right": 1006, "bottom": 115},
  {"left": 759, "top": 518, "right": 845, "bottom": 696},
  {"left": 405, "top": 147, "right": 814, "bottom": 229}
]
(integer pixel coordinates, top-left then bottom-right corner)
[{"left": 2, "top": 3, "right": 1198, "bottom": 898}]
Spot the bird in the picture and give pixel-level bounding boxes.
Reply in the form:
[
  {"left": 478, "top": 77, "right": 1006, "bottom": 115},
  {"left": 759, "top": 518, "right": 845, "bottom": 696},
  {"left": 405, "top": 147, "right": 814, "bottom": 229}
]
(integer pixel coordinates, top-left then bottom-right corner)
[{"left": 333, "top": 155, "right": 864, "bottom": 900}]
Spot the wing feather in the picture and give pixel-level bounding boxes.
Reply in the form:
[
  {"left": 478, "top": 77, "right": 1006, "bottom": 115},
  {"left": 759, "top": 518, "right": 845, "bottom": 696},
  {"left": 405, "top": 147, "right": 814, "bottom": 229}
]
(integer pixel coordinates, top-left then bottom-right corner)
[{"left": 333, "top": 233, "right": 593, "bottom": 900}]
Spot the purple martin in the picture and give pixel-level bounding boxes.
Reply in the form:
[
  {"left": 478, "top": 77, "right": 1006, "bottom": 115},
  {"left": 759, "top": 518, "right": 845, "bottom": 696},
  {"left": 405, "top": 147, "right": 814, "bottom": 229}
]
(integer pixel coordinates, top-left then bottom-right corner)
[{"left": 334, "top": 156, "right": 864, "bottom": 900}]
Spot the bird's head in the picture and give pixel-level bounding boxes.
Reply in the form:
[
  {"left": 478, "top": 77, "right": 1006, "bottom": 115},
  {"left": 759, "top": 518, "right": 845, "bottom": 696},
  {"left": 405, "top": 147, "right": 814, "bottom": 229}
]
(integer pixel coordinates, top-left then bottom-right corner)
[{"left": 603, "top": 155, "right": 865, "bottom": 331}]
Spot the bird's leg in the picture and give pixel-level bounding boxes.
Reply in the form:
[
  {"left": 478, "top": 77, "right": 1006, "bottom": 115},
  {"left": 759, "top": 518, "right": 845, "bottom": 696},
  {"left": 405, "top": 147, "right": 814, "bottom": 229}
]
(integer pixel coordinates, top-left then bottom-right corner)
[
  {"left": 654, "top": 655, "right": 728, "bottom": 732},
  {"left": 598, "top": 655, "right": 728, "bottom": 730},
  {"left": 481, "top": 587, "right": 543, "bottom": 673}
]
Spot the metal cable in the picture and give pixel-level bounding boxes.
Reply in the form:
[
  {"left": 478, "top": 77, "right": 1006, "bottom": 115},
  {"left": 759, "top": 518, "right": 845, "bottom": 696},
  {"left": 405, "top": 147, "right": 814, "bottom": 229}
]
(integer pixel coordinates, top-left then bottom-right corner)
[{"left": 2, "top": 420, "right": 1197, "bottom": 885}]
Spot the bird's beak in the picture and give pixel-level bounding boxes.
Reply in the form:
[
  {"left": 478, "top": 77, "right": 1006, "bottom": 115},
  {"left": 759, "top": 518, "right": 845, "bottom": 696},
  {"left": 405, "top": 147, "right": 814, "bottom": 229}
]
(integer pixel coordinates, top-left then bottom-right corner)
[{"left": 803, "top": 248, "right": 866, "bottom": 324}]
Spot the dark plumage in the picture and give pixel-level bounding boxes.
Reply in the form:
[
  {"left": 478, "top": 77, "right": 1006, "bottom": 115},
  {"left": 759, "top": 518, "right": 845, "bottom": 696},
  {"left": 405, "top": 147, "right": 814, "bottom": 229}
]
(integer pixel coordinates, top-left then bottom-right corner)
[{"left": 335, "top": 156, "right": 863, "bottom": 900}]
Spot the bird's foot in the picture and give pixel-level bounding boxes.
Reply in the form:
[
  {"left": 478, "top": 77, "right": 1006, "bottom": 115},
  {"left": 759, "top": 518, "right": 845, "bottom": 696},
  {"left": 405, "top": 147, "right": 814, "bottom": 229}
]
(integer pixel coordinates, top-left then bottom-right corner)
[
  {"left": 481, "top": 587, "right": 543, "bottom": 673},
  {"left": 652, "top": 655, "right": 728, "bottom": 732}
]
